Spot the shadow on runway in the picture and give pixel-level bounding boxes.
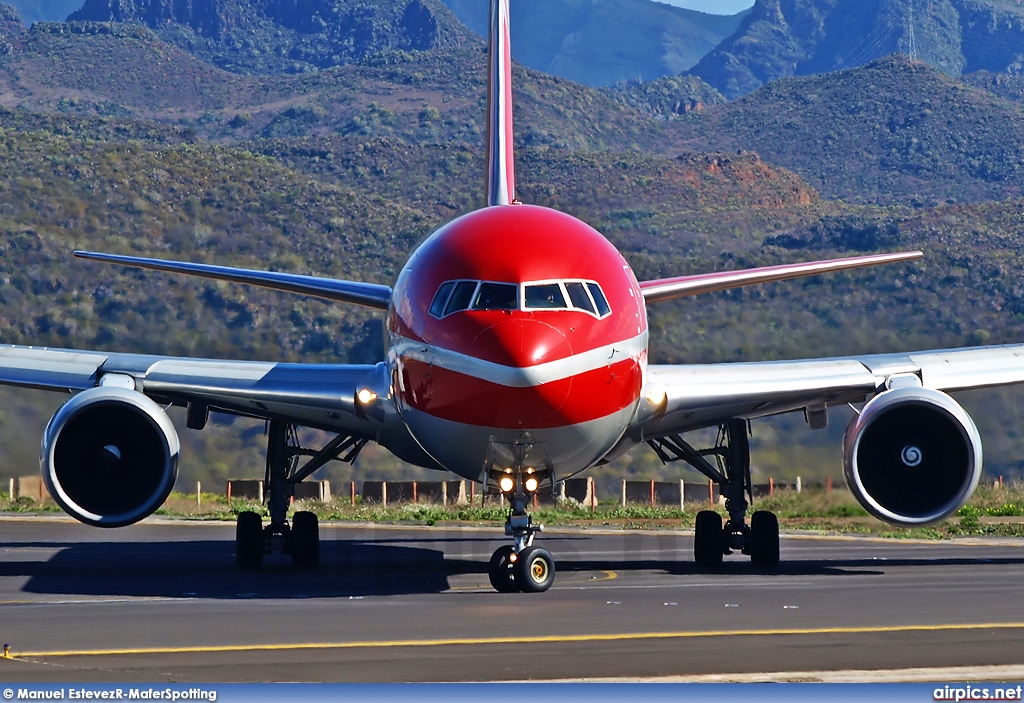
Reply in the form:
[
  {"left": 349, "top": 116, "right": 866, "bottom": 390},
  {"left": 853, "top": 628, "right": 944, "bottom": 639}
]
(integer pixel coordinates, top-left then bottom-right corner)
[
  {"left": 6, "top": 529, "right": 1024, "bottom": 601},
  {"left": 0, "top": 538, "right": 460, "bottom": 598}
]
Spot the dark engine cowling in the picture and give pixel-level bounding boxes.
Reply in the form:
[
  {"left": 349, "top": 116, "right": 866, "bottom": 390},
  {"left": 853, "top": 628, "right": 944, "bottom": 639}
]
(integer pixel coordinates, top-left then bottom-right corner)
[
  {"left": 843, "top": 386, "right": 982, "bottom": 527},
  {"left": 41, "top": 386, "right": 180, "bottom": 528}
]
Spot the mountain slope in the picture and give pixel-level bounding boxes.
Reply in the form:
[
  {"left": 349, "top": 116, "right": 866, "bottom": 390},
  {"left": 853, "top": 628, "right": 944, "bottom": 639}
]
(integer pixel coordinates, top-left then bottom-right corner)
[
  {"left": 690, "top": 0, "right": 1024, "bottom": 99},
  {"left": 0, "top": 22, "right": 675, "bottom": 151},
  {"left": 670, "top": 55, "right": 1024, "bottom": 205},
  {"left": 965, "top": 70, "right": 1024, "bottom": 104},
  {"left": 68, "top": 0, "right": 476, "bottom": 75},
  {"left": 606, "top": 73, "right": 726, "bottom": 119},
  {"left": 440, "top": 0, "right": 747, "bottom": 86},
  {"left": 0, "top": 2, "right": 22, "bottom": 35}
]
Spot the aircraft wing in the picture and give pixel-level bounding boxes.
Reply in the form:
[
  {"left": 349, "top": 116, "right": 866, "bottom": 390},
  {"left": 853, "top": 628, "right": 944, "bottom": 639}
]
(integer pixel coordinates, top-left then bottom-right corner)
[
  {"left": 640, "top": 344, "right": 1024, "bottom": 438},
  {"left": 0, "top": 345, "right": 379, "bottom": 436}
]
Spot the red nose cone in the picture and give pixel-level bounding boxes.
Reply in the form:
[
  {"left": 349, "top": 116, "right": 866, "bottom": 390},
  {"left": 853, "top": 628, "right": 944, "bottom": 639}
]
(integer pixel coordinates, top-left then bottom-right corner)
[
  {"left": 470, "top": 318, "right": 572, "bottom": 425},
  {"left": 470, "top": 318, "right": 572, "bottom": 368}
]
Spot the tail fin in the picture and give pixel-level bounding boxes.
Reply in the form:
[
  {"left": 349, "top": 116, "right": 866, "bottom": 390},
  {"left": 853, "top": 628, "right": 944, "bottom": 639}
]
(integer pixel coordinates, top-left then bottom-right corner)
[{"left": 486, "top": 0, "right": 515, "bottom": 206}]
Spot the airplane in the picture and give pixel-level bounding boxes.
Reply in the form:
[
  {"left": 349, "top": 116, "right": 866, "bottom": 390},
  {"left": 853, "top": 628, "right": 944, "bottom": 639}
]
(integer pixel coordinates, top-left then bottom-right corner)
[{"left": 0, "top": 0, "right": 1013, "bottom": 593}]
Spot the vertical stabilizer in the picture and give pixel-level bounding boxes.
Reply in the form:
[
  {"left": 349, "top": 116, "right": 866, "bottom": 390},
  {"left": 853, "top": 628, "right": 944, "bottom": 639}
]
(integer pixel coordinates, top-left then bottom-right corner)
[{"left": 486, "top": 0, "right": 515, "bottom": 206}]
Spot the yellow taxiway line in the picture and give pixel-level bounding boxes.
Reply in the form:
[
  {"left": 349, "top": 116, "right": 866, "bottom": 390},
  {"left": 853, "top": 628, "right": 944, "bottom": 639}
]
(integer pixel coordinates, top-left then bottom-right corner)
[{"left": 7, "top": 621, "right": 1024, "bottom": 659}]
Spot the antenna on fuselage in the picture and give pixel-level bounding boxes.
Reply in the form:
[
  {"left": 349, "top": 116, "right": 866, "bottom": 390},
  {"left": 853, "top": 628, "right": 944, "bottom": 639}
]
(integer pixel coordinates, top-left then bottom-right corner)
[{"left": 486, "top": 0, "right": 516, "bottom": 206}]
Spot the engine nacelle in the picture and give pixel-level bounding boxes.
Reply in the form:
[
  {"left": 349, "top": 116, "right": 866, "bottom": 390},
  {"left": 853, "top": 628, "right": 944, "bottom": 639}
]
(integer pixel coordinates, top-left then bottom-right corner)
[
  {"left": 843, "top": 386, "right": 982, "bottom": 526},
  {"left": 42, "top": 386, "right": 179, "bottom": 527}
]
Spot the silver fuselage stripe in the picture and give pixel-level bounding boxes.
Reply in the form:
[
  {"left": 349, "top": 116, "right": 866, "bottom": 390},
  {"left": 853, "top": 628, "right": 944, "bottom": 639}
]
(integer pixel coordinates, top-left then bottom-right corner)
[{"left": 392, "top": 332, "right": 647, "bottom": 389}]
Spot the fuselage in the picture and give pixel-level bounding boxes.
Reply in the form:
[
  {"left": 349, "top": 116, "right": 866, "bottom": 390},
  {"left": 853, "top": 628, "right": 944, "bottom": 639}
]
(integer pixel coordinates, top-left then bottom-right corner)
[{"left": 385, "top": 204, "right": 648, "bottom": 480}]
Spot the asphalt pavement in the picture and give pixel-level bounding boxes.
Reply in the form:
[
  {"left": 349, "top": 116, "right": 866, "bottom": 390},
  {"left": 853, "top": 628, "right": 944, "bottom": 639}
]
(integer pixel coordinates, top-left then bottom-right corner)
[{"left": 2, "top": 516, "right": 1024, "bottom": 681}]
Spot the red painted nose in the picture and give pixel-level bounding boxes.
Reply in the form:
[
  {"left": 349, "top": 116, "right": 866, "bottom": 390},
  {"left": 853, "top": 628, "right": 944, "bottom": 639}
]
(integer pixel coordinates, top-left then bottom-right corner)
[
  {"left": 470, "top": 318, "right": 572, "bottom": 368},
  {"left": 469, "top": 318, "right": 573, "bottom": 426}
]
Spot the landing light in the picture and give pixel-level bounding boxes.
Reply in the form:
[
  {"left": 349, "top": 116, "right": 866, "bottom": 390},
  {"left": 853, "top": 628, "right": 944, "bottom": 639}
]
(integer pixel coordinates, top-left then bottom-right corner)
[
  {"left": 499, "top": 476, "right": 515, "bottom": 493},
  {"left": 525, "top": 477, "right": 539, "bottom": 493},
  {"left": 357, "top": 388, "right": 377, "bottom": 405},
  {"left": 645, "top": 388, "right": 667, "bottom": 406}
]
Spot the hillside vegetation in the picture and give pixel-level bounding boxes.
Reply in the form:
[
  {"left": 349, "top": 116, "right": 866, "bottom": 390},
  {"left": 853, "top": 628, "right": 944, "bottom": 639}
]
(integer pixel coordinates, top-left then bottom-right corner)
[
  {"left": 669, "top": 55, "right": 1024, "bottom": 205},
  {"left": 605, "top": 75, "right": 726, "bottom": 119},
  {"left": 0, "top": 23, "right": 673, "bottom": 152},
  {"left": 69, "top": 0, "right": 476, "bottom": 75}
]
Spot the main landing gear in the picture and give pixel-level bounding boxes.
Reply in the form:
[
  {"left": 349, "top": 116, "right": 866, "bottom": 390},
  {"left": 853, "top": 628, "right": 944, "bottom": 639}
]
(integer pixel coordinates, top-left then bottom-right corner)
[
  {"left": 650, "top": 418, "right": 780, "bottom": 570},
  {"left": 235, "top": 419, "right": 366, "bottom": 570},
  {"left": 486, "top": 466, "right": 556, "bottom": 593}
]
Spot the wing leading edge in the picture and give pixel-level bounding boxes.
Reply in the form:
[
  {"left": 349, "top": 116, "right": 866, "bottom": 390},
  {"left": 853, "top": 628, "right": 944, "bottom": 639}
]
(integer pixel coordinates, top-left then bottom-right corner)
[
  {"left": 639, "top": 344, "right": 1024, "bottom": 439},
  {"left": 0, "top": 344, "right": 380, "bottom": 436},
  {"left": 639, "top": 251, "right": 923, "bottom": 304},
  {"left": 74, "top": 251, "right": 392, "bottom": 310}
]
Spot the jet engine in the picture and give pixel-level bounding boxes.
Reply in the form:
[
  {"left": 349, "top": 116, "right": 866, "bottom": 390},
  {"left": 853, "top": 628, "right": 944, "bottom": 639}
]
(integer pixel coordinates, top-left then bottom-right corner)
[
  {"left": 843, "top": 386, "right": 982, "bottom": 526},
  {"left": 41, "top": 386, "right": 179, "bottom": 527}
]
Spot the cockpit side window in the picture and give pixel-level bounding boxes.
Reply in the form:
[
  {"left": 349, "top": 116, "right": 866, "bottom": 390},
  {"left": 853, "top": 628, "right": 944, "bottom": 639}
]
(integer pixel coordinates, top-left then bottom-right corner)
[
  {"left": 429, "top": 281, "right": 456, "bottom": 317},
  {"left": 472, "top": 282, "right": 518, "bottom": 311},
  {"left": 521, "top": 280, "right": 610, "bottom": 318},
  {"left": 444, "top": 280, "right": 479, "bottom": 316},
  {"left": 524, "top": 283, "right": 567, "bottom": 309},
  {"left": 564, "top": 281, "right": 596, "bottom": 314},
  {"left": 587, "top": 282, "right": 611, "bottom": 317}
]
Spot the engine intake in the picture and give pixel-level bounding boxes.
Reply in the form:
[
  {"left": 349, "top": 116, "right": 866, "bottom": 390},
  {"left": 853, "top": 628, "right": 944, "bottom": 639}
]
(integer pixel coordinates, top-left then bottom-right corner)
[
  {"left": 42, "top": 386, "right": 179, "bottom": 527},
  {"left": 844, "top": 386, "right": 982, "bottom": 526}
]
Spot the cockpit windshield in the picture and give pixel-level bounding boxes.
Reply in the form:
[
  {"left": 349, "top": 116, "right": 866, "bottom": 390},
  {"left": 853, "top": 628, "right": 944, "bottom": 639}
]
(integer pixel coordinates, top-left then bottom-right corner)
[
  {"left": 473, "top": 282, "right": 518, "bottom": 311},
  {"left": 523, "top": 283, "right": 565, "bottom": 309},
  {"left": 429, "top": 279, "right": 611, "bottom": 319},
  {"left": 430, "top": 280, "right": 519, "bottom": 318}
]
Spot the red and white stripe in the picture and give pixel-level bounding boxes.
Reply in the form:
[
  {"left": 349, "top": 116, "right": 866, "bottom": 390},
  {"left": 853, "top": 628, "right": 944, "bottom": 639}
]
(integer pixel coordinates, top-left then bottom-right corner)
[
  {"left": 393, "top": 332, "right": 646, "bottom": 429},
  {"left": 486, "top": 0, "right": 515, "bottom": 207}
]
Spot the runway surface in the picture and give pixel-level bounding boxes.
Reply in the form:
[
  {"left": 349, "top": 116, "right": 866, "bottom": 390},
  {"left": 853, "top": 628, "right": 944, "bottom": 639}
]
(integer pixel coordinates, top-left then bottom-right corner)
[{"left": 2, "top": 516, "right": 1024, "bottom": 682}]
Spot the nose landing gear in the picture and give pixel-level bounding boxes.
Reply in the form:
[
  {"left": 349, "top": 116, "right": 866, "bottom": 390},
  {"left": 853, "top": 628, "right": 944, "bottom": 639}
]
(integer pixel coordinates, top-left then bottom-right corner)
[{"left": 486, "top": 466, "right": 556, "bottom": 592}]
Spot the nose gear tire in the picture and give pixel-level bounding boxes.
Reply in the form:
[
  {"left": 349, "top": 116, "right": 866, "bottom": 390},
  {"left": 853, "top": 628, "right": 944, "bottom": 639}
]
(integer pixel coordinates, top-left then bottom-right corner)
[
  {"left": 489, "top": 545, "right": 519, "bottom": 592},
  {"left": 515, "top": 545, "right": 555, "bottom": 592}
]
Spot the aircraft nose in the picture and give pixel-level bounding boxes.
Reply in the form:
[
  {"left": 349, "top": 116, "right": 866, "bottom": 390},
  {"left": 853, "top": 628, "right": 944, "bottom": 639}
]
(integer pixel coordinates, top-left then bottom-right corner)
[
  {"left": 469, "top": 318, "right": 573, "bottom": 426},
  {"left": 470, "top": 318, "right": 572, "bottom": 369}
]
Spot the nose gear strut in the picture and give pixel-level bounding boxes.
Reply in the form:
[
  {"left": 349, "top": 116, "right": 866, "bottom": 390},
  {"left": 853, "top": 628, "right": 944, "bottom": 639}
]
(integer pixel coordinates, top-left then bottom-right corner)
[{"left": 485, "top": 464, "right": 555, "bottom": 592}]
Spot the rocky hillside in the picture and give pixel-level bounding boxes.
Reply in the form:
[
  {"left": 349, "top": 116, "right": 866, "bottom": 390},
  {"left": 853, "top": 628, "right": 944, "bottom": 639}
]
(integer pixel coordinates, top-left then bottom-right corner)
[
  {"left": 965, "top": 70, "right": 1024, "bottom": 104},
  {"left": 0, "top": 2, "right": 22, "bottom": 35},
  {"left": 606, "top": 74, "right": 726, "bottom": 119},
  {"left": 669, "top": 55, "right": 1024, "bottom": 205},
  {"left": 68, "top": 0, "right": 476, "bottom": 74},
  {"left": 690, "top": 0, "right": 1024, "bottom": 98},
  {"left": 0, "top": 22, "right": 678, "bottom": 151}
]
